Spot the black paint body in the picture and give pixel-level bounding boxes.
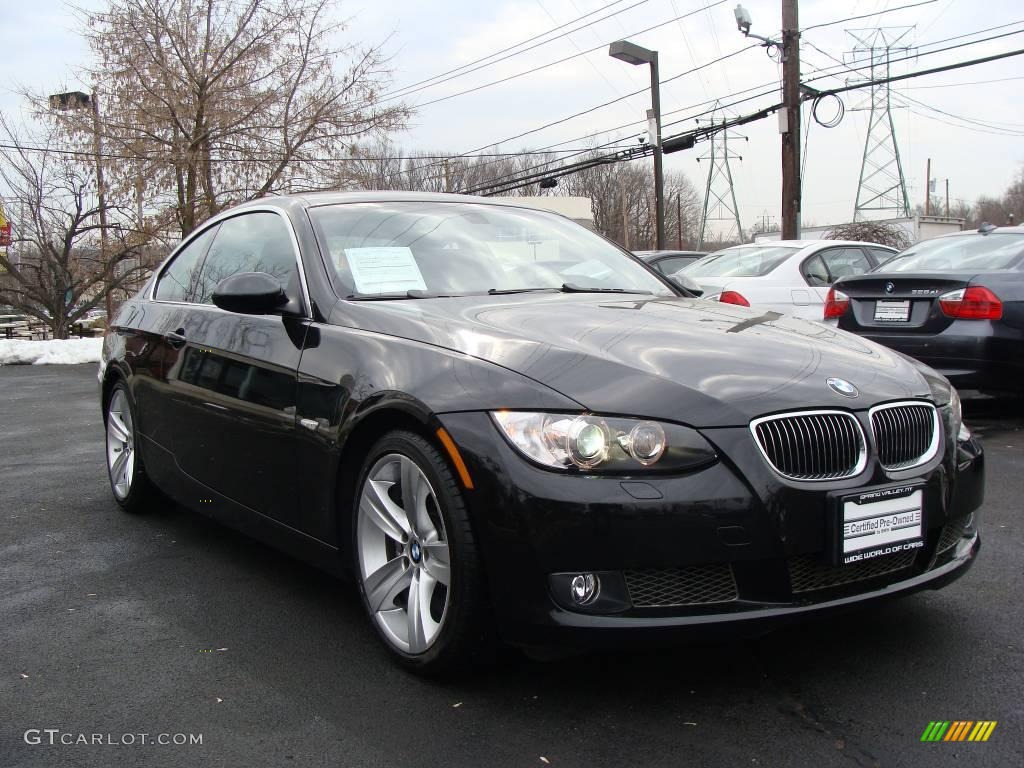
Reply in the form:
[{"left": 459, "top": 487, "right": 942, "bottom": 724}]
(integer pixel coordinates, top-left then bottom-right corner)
[{"left": 100, "top": 192, "right": 985, "bottom": 648}]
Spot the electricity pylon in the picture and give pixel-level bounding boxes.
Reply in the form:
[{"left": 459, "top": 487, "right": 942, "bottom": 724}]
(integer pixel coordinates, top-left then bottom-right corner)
[
  {"left": 846, "top": 28, "right": 913, "bottom": 221},
  {"left": 697, "top": 113, "right": 746, "bottom": 246}
]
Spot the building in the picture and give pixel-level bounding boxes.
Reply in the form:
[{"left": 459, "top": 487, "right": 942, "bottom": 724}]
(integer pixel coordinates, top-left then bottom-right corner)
[{"left": 753, "top": 215, "right": 964, "bottom": 245}]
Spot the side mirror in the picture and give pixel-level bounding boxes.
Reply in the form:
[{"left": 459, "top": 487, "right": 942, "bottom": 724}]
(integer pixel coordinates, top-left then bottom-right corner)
[
  {"left": 212, "top": 272, "right": 288, "bottom": 315},
  {"left": 667, "top": 273, "right": 704, "bottom": 297}
]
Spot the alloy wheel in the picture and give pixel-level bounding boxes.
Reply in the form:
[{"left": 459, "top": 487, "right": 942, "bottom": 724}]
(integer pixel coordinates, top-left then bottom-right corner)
[
  {"left": 357, "top": 453, "right": 452, "bottom": 654},
  {"left": 106, "top": 389, "right": 135, "bottom": 500}
]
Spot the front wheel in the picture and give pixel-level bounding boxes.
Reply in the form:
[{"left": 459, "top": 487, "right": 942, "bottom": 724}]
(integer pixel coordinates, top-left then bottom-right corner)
[{"left": 353, "top": 430, "right": 490, "bottom": 674}]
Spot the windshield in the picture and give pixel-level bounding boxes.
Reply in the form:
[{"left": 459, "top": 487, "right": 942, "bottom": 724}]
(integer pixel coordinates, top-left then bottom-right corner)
[
  {"left": 308, "top": 201, "right": 674, "bottom": 298},
  {"left": 683, "top": 246, "right": 799, "bottom": 277},
  {"left": 877, "top": 232, "right": 1024, "bottom": 272}
]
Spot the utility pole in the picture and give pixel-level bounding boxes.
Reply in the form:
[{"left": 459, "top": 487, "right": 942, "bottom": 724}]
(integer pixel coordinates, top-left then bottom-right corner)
[
  {"left": 620, "top": 178, "right": 630, "bottom": 250},
  {"left": 443, "top": 158, "right": 452, "bottom": 193},
  {"left": 945, "top": 179, "right": 950, "bottom": 217},
  {"left": 677, "top": 193, "right": 683, "bottom": 249},
  {"left": 924, "top": 158, "right": 931, "bottom": 216},
  {"left": 781, "top": 0, "right": 801, "bottom": 239}
]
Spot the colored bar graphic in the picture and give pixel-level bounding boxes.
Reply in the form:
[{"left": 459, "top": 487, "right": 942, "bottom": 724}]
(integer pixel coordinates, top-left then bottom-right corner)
[
  {"left": 921, "top": 721, "right": 950, "bottom": 742},
  {"left": 944, "top": 721, "right": 972, "bottom": 741},
  {"left": 921, "top": 721, "right": 996, "bottom": 742}
]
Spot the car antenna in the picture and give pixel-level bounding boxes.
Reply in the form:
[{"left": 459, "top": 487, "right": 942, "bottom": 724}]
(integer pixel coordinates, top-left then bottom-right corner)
[{"left": 978, "top": 222, "right": 997, "bottom": 235}]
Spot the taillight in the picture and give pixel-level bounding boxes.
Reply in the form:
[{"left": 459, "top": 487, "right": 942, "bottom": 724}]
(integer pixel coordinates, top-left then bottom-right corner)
[
  {"left": 938, "top": 286, "right": 1003, "bottom": 320},
  {"left": 823, "top": 287, "right": 849, "bottom": 319},
  {"left": 719, "top": 291, "right": 749, "bottom": 307}
]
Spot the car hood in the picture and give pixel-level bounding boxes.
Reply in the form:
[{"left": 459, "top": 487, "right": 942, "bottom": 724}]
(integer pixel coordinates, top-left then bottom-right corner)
[{"left": 332, "top": 293, "right": 934, "bottom": 427}]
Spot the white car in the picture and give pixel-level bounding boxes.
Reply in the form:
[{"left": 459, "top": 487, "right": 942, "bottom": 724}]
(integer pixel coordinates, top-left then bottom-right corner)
[{"left": 674, "top": 240, "right": 896, "bottom": 321}]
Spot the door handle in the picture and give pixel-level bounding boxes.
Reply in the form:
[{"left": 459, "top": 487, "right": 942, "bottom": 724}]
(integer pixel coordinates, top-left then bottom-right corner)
[{"left": 166, "top": 329, "right": 187, "bottom": 349}]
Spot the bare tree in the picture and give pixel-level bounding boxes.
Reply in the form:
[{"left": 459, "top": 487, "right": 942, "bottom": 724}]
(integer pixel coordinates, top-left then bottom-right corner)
[
  {"left": 825, "top": 220, "right": 912, "bottom": 250},
  {"left": 338, "top": 138, "right": 540, "bottom": 196},
  {"left": 44, "top": 0, "right": 407, "bottom": 237},
  {"left": 0, "top": 117, "right": 153, "bottom": 338}
]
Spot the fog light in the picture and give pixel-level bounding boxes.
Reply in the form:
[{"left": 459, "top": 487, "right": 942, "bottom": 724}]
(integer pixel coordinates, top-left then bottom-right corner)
[{"left": 570, "top": 573, "right": 600, "bottom": 605}]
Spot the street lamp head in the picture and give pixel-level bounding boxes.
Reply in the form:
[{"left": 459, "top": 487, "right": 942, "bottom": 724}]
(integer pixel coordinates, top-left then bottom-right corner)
[
  {"left": 608, "top": 40, "right": 655, "bottom": 66},
  {"left": 734, "top": 4, "right": 752, "bottom": 35},
  {"left": 48, "top": 91, "right": 92, "bottom": 112}
]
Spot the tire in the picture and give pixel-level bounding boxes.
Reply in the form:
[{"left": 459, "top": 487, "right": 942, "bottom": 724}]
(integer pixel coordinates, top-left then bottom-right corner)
[
  {"left": 353, "top": 430, "right": 491, "bottom": 675},
  {"left": 104, "top": 382, "right": 158, "bottom": 513}
]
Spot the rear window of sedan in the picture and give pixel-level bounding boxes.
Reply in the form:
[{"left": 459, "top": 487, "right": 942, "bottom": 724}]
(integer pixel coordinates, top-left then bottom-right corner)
[
  {"left": 878, "top": 233, "right": 1024, "bottom": 272},
  {"left": 684, "top": 246, "right": 800, "bottom": 277}
]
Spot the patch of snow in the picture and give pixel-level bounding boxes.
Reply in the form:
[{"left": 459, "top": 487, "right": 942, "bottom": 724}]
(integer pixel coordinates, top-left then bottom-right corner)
[{"left": 0, "top": 338, "right": 105, "bottom": 366}]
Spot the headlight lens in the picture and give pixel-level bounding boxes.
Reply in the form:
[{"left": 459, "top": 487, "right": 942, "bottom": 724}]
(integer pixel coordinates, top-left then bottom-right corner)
[{"left": 490, "top": 411, "right": 715, "bottom": 472}]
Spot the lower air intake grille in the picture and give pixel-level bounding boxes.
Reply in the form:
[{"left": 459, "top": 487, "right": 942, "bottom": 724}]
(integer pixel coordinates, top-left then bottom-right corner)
[
  {"left": 788, "top": 550, "right": 917, "bottom": 594},
  {"left": 752, "top": 411, "right": 866, "bottom": 481},
  {"left": 937, "top": 520, "right": 967, "bottom": 553},
  {"left": 624, "top": 565, "right": 738, "bottom": 607},
  {"left": 870, "top": 401, "right": 940, "bottom": 470}
]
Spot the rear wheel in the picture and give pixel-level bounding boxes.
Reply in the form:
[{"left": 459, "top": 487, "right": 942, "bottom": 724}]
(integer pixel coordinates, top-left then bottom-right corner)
[
  {"left": 353, "top": 430, "right": 490, "bottom": 674},
  {"left": 105, "top": 383, "right": 158, "bottom": 513}
]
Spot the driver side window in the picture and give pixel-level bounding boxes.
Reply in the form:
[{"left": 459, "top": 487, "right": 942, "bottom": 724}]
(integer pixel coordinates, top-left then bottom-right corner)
[{"left": 195, "top": 212, "right": 298, "bottom": 304}]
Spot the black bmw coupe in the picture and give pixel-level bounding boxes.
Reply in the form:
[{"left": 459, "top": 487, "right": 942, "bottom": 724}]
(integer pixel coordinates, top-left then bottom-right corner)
[{"left": 100, "top": 192, "right": 984, "bottom": 673}]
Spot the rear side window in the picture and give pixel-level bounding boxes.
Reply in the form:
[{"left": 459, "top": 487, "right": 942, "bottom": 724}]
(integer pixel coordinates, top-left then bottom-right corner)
[
  {"left": 802, "top": 255, "right": 830, "bottom": 286},
  {"left": 867, "top": 247, "right": 896, "bottom": 265},
  {"left": 685, "top": 246, "right": 799, "bottom": 277},
  {"left": 655, "top": 255, "right": 696, "bottom": 275},
  {"left": 818, "top": 247, "right": 872, "bottom": 281},
  {"left": 880, "top": 233, "right": 1024, "bottom": 272},
  {"left": 154, "top": 226, "right": 219, "bottom": 302},
  {"left": 196, "top": 212, "right": 297, "bottom": 302}
]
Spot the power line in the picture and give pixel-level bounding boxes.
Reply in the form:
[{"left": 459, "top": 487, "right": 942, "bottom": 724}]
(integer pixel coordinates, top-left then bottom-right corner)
[
  {"left": 901, "top": 74, "right": 1024, "bottom": 89},
  {"left": 0, "top": 142, "right": 641, "bottom": 163},
  {"left": 801, "top": 0, "right": 937, "bottom": 32},
  {"left": 451, "top": 16, "right": 1024, "bottom": 180},
  {"left": 468, "top": 43, "right": 1024, "bottom": 196},
  {"left": 390, "top": 1, "right": 728, "bottom": 114},
  {"left": 385, "top": 0, "right": 645, "bottom": 99}
]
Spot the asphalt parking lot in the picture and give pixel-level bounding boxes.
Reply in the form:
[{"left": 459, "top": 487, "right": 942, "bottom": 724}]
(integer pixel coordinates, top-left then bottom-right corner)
[{"left": 1, "top": 364, "right": 1021, "bottom": 768}]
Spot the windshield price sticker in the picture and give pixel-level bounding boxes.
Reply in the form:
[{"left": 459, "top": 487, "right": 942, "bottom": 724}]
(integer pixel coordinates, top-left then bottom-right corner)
[
  {"left": 345, "top": 247, "right": 427, "bottom": 294},
  {"left": 840, "top": 486, "right": 923, "bottom": 564}
]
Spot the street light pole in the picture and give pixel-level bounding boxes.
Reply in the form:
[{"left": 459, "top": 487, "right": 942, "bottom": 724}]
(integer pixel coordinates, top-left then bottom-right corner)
[
  {"left": 49, "top": 90, "right": 113, "bottom": 322},
  {"left": 648, "top": 52, "right": 665, "bottom": 249},
  {"left": 609, "top": 40, "right": 665, "bottom": 249},
  {"left": 89, "top": 92, "right": 113, "bottom": 321}
]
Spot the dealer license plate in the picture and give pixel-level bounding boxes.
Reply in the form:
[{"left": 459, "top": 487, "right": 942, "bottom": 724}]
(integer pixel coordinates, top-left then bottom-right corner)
[
  {"left": 837, "top": 485, "right": 924, "bottom": 565},
  {"left": 874, "top": 299, "right": 910, "bottom": 322}
]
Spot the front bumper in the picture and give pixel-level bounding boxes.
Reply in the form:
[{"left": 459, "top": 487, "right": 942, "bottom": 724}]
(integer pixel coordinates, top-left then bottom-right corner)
[{"left": 437, "top": 411, "right": 985, "bottom": 648}]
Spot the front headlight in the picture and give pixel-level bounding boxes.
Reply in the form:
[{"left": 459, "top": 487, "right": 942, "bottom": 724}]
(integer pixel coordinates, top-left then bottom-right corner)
[
  {"left": 491, "top": 411, "right": 717, "bottom": 472},
  {"left": 948, "top": 387, "right": 971, "bottom": 441}
]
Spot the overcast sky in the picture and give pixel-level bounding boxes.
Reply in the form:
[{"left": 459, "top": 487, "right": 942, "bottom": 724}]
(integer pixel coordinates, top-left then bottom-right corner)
[{"left": 3, "top": 0, "right": 1023, "bottom": 238}]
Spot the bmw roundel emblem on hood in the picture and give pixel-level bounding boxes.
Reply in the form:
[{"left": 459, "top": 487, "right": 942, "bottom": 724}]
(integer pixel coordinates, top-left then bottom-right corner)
[
  {"left": 827, "top": 377, "right": 859, "bottom": 398},
  {"left": 885, "top": 281, "right": 895, "bottom": 294}
]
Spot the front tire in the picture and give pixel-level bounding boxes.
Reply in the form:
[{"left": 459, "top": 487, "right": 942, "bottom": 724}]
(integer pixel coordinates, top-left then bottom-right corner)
[
  {"left": 104, "top": 382, "right": 157, "bottom": 513},
  {"left": 353, "top": 430, "right": 490, "bottom": 674}
]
